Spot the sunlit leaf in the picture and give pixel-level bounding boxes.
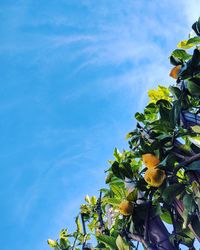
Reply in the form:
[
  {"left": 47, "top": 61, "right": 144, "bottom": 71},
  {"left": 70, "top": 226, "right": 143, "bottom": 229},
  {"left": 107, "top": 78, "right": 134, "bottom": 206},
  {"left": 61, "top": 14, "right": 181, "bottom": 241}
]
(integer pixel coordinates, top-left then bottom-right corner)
[{"left": 116, "top": 235, "right": 130, "bottom": 250}]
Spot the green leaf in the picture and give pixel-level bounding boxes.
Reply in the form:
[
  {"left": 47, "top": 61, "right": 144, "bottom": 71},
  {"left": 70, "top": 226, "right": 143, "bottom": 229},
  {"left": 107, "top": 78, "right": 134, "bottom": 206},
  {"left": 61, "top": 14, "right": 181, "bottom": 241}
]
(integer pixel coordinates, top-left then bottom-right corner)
[
  {"left": 126, "top": 188, "right": 138, "bottom": 202},
  {"left": 90, "top": 196, "right": 97, "bottom": 205},
  {"left": 158, "top": 154, "right": 175, "bottom": 171},
  {"left": 135, "top": 112, "right": 145, "bottom": 122},
  {"left": 114, "top": 148, "right": 122, "bottom": 162},
  {"left": 102, "top": 197, "right": 121, "bottom": 206},
  {"left": 192, "top": 17, "right": 200, "bottom": 36},
  {"left": 169, "top": 55, "right": 182, "bottom": 66},
  {"left": 177, "top": 40, "right": 194, "bottom": 49},
  {"left": 85, "top": 195, "right": 91, "bottom": 204},
  {"left": 187, "top": 78, "right": 200, "bottom": 96},
  {"left": 162, "top": 183, "right": 185, "bottom": 204},
  {"left": 119, "top": 162, "right": 133, "bottom": 179},
  {"left": 106, "top": 172, "right": 114, "bottom": 184},
  {"left": 116, "top": 235, "right": 130, "bottom": 250},
  {"left": 187, "top": 36, "right": 200, "bottom": 46},
  {"left": 148, "top": 85, "right": 171, "bottom": 104},
  {"left": 188, "top": 136, "right": 200, "bottom": 148},
  {"left": 75, "top": 216, "right": 82, "bottom": 233},
  {"left": 170, "top": 99, "right": 181, "bottom": 127},
  {"left": 160, "top": 211, "right": 172, "bottom": 224},
  {"left": 97, "top": 235, "right": 117, "bottom": 250},
  {"left": 47, "top": 239, "right": 58, "bottom": 248},
  {"left": 176, "top": 228, "right": 195, "bottom": 248},
  {"left": 191, "top": 125, "right": 200, "bottom": 133},
  {"left": 110, "top": 184, "right": 125, "bottom": 199},
  {"left": 169, "top": 86, "right": 181, "bottom": 99},
  {"left": 183, "top": 194, "right": 194, "bottom": 212},
  {"left": 186, "top": 159, "right": 200, "bottom": 170},
  {"left": 191, "top": 216, "right": 200, "bottom": 237},
  {"left": 112, "top": 162, "right": 125, "bottom": 179},
  {"left": 171, "top": 49, "right": 192, "bottom": 60}
]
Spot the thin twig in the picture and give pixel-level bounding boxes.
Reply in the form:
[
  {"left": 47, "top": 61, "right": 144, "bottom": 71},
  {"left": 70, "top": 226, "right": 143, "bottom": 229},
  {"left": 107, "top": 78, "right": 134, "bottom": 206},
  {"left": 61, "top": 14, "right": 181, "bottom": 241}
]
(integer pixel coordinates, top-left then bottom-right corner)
[
  {"left": 169, "top": 205, "right": 179, "bottom": 249},
  {"left": 128, "top": 233, "right": 148, "bottom": 248},
  {"left": 96, "top": 191, "right": 108, "bottom": 234},
  {"left": 81, "top": 213, "right": 87, "bottom": 249},
  {"left": 72, "top": 234, "right": 78, "bottom": 250},
  {"left": 144, "top": 192, "right": 153, "bottom": 243}
]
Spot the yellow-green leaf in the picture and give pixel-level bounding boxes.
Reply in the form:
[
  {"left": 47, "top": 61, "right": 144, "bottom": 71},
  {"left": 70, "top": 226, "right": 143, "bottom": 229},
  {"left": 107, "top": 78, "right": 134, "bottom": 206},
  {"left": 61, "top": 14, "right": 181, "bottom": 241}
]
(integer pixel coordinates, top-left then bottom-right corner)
[
  {"left": 148, "top": 85, "right": 171, "bottom": 104},
  {"left": 47, "top": 239, "right": 58, "bottom": 248},
  {"left": 191, "top": 125, "right": 200, "bottom": 133},
  {"left": 177, "top": 40, "right": 194, "bottom": 49}
]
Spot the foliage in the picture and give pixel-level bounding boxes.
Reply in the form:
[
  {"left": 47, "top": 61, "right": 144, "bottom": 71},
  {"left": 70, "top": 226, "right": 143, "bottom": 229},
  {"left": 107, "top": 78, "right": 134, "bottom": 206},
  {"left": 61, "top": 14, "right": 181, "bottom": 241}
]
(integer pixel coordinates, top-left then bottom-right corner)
[{"left": 47, "top": 18, "right": 200, "bottom": 250}]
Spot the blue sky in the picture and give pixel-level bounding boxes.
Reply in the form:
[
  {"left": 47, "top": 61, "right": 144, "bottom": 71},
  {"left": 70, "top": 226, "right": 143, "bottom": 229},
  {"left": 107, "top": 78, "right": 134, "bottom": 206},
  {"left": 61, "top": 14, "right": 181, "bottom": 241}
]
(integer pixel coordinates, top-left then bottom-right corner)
[{"left": 0, "top": 1, "right": 200, "bottom": 250}]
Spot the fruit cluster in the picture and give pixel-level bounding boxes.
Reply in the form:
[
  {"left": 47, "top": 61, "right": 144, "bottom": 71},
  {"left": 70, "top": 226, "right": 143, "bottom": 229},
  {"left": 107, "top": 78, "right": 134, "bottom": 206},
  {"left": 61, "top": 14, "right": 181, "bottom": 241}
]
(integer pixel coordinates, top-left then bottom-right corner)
[{"left": 142, "top": 154, "right": 166, "bottom": 187}]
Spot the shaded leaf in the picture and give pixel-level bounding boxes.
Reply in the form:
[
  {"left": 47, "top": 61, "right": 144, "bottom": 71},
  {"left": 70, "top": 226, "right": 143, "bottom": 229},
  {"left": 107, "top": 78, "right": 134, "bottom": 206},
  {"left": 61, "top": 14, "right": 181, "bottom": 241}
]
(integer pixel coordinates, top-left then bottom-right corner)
[
  {"left": 191, "top": 216, "right": 200, "bottom": 237},
  {"left": 186, "top": 159, "right": 200, "bottom": 171},
  {"left": 162, "top": 183, "right": 185, "bottom": 204}
]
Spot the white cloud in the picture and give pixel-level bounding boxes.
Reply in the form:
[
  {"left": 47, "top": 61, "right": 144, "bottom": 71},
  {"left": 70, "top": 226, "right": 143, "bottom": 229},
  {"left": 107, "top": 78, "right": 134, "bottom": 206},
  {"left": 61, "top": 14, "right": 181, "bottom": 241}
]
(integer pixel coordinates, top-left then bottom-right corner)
[{"left": 181, "top": 0, "right": 200, "bottom": 25}]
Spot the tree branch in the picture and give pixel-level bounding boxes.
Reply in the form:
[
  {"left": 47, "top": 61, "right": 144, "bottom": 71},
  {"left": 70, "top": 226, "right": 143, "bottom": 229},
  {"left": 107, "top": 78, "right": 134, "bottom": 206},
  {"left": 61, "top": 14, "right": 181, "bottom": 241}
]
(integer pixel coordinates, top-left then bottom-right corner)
[
  {"left": 128, "top": 233, "right": 149, "bottom": 248},
  {"left": 173, "top": 152, "right": 200, "bottom": 174}
]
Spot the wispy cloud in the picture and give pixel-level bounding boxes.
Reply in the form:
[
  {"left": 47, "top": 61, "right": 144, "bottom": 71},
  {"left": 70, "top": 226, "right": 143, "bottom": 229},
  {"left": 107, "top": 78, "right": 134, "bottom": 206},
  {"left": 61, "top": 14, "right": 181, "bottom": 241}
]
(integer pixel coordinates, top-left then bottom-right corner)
[{"left": 1, "top": 2, "right": 199, "bottom": 250}]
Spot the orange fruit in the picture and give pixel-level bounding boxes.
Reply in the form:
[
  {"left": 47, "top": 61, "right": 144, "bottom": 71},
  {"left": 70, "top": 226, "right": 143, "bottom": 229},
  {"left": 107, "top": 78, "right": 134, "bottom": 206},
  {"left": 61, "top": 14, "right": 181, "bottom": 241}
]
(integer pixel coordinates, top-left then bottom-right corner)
[
  {"left": 119, "top": 200, "right": 133, "bottom": 216},
  {"left": 142, "top": 153, "right": 160, "bottom": 169},
  {"left": 144, "top": 168, "right": 166, "bottom": 187},
  {"left": 169, "top": 65, "right": 181, "bottom": 79}
]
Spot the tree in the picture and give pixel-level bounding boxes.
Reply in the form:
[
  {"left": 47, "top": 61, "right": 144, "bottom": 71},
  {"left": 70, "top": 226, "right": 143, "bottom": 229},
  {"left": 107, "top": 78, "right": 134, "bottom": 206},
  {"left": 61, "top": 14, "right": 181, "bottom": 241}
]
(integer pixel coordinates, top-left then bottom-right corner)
[{"left": 47, "top": 18, "right": 200, "bottom": 250}]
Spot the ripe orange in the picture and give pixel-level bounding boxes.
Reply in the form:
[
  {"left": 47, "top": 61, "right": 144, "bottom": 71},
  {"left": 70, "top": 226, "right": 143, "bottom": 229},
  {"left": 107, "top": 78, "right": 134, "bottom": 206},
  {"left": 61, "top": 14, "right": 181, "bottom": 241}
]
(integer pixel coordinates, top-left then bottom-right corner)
[
  {"left": 119, "top": 200, "right": 133, "bottom": 216},
  {"left": 169, "top": 65, "right": 181, "bottom": 79},
  {"left": 142, "top": 153, "right": 160, "bottom": 169},
  {"left": 144, "top": 168, "right": 166, "bottom": 187}
]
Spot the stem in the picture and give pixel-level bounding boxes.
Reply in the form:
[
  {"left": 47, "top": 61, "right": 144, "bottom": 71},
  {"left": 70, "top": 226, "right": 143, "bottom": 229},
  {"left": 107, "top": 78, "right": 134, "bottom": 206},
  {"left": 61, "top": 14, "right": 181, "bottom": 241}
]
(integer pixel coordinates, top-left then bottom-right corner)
[
  {"left": 128, "top": 233, "right": 149, "bottom": 248},
  {"left": 170, "top": 205, "right": 179, "bottom": 249},
  {"left": 144, "top": 192, "right": 153, "bottom": 243},
  {"left": 96, "top": 191, "right": 109, "bottom": 235},
  {"left": 97, "top": 192, "right": 105, "bottom": 228},
  {"left": 72, "top": 235, "right": 78, "bottom": 250},
  {"left": 81, "top": 214, "right": 87, "bottom": 249}
]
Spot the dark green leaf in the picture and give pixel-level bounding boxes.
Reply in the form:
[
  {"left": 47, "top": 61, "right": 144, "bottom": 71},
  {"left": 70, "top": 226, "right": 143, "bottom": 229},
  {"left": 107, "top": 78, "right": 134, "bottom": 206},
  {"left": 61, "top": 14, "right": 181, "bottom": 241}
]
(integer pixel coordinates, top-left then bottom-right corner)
[
  {"left": 170, "top": 99, "right": 181, "bottom": 127},
  {"left": 187, "top": 78, "right": 200, "bottom": 96},
  {"left": 192, "top": 17, "right": 200, "bottom": 36},
  {"left": 119, "top": 162, "right": 133, "bottom": 179},
  {"left": 169, "top": 55, "right": 182, "bottom": 66},
  {"left": 186, "top": 159, "right": 200, "bottom": 170},
  {"left": 191, "top": 216, "right": 200, "bottom": 237},
  {"left": 169, "top": 86, "right": 181, "bottom": 99},
  {"left": 183, "top": 194, "right": 194, "bottom": 212},
  {"left": 162, "top": 183, "right": 185, "bottom": 204},
  {"left": 135, "top": 112, "right": 145, "bottom": 122},
  {"left": 112, "top": 162, "right": 125, "bottom": 179}
]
